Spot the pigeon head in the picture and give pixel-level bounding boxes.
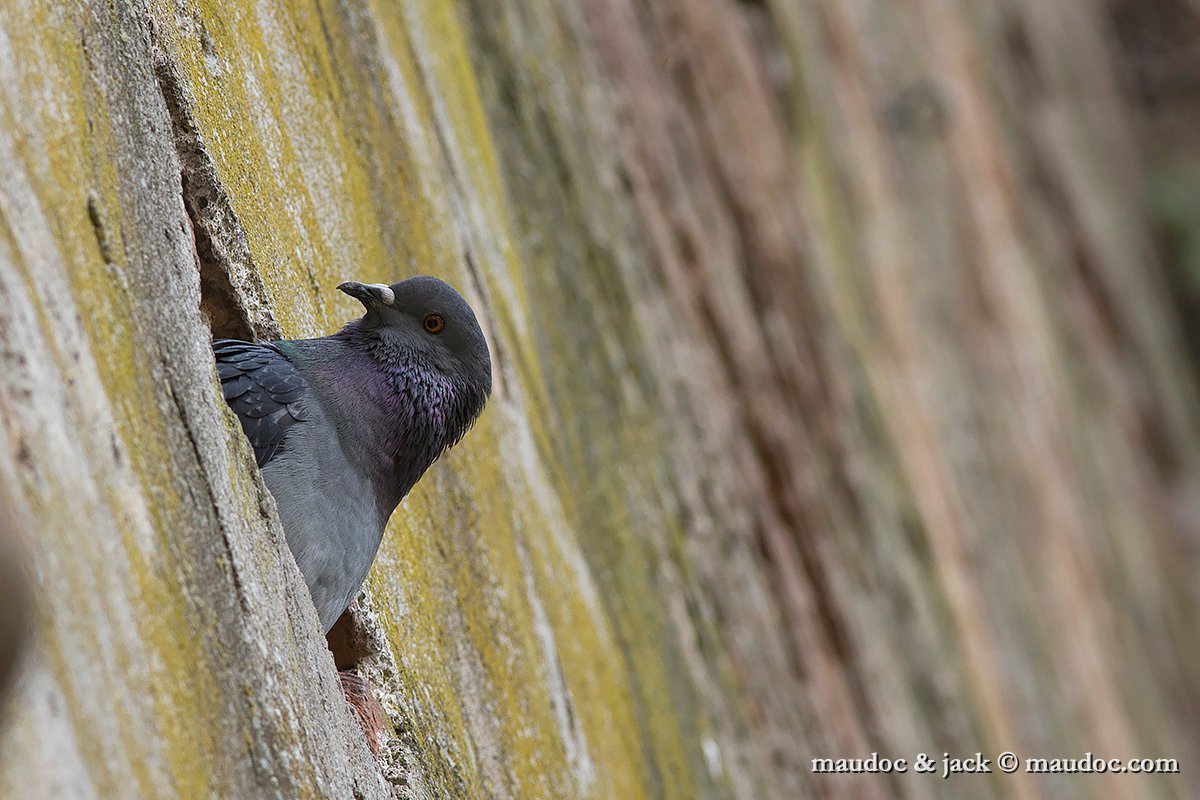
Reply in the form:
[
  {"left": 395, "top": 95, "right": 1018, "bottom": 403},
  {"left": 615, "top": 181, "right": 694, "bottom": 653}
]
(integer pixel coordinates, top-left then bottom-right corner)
[{"left": 336, "top": 275, "right": 492, "bottom": 449}]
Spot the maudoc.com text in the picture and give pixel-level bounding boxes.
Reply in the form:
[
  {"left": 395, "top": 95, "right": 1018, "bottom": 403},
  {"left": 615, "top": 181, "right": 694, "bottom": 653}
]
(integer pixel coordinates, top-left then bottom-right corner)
[{"left": 810, "top": 751, "right": 1180, "bottom": 779}]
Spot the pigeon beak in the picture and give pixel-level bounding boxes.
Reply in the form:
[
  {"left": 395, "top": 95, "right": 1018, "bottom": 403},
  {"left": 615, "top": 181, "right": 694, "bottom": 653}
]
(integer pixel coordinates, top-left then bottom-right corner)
[{"left": 337, "top": 281, "right": 395, "bottom": 307}]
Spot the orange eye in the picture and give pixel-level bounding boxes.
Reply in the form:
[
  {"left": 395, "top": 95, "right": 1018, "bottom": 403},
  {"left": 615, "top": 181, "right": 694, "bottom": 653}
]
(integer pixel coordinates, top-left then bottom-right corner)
[{"left": 423, "top": 313, "right": 445, "bottom": 334}]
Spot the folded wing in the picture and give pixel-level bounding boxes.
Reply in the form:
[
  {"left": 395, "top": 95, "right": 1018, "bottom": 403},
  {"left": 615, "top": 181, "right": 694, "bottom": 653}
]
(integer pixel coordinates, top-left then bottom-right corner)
[{"left": 213, "top": 339, "right": 311, "bottom": 467}]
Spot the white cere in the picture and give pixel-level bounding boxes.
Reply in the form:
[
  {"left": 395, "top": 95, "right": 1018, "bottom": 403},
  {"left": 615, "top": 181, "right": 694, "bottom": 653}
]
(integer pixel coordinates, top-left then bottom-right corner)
[{"left": 370, "top": 284, "right": 395, "bottom": 305}]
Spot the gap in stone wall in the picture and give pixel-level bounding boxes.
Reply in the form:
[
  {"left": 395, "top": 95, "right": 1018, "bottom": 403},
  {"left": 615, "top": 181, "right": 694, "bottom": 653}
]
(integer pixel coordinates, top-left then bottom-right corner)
[{"left": 149, "top": 35, "right": 410, "bottom": 781}]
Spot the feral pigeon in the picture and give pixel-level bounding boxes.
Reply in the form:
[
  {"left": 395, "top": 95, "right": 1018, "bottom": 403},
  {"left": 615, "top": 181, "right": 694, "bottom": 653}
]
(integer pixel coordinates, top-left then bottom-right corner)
[{"left": 214, "top": 276, "right": 491, "bottom": 631}]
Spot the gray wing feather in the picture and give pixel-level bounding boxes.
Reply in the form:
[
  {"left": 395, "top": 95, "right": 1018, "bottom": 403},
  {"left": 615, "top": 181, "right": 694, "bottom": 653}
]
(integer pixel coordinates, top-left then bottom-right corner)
[{"left": 213, "top": 339, "right": 311, "bottom": 466}]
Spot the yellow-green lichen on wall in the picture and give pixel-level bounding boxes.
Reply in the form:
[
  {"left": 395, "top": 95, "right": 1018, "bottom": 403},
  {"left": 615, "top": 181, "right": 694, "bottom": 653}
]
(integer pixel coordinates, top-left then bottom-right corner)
[
  {"left": 2, "top": 0, "right": 1199, "bottom": 798},
  {"left": 0, "top": 1, "right": 396, "bottom": 797},
  {"left": 144, "top": 0, "right": 755, "bottom": 796}
]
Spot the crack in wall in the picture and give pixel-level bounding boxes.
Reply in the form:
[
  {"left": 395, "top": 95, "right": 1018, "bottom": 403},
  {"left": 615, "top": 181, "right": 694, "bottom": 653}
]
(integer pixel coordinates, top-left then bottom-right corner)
[
  {"left": 146, "top": 34, "right": 414, "bottom": 796},
  {"left": 335, "top": 596, "right": 421, "bottom": 799},
  {"left": 149, "top": 48, "right": 278, "bottom": 342}
]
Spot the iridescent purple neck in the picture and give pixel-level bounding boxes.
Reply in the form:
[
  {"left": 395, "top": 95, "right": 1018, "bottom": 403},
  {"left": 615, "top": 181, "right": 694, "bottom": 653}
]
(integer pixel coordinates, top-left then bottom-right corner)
[{"left": 319, "top": 321, "right": 481, "bottom": 509}]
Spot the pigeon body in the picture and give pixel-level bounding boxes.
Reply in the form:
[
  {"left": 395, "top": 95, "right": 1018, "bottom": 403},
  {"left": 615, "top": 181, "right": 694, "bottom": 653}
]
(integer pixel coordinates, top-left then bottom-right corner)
[{"left": 214, "top": 276, "right": 491, "bottom": 631}]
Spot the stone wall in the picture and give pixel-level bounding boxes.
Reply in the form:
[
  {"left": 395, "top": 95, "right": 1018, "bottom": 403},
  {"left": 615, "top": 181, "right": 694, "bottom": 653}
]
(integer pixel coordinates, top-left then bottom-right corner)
[{"left": 0, "top": 1, "right": 1196, "bottom": 798}]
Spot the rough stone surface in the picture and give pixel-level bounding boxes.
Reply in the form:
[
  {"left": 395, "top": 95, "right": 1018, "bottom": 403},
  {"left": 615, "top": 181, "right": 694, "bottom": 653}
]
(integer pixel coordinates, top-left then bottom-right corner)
[{"left": 0, "top": 0, "right": 1196, "bottom": 799}]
